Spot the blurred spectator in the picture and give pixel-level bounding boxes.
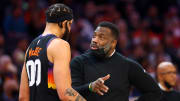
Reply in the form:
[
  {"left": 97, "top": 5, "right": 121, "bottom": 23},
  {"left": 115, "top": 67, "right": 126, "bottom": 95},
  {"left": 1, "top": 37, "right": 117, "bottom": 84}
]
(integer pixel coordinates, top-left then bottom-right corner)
[
  {"left": 3, "top": 0, "right": 27, "bottom": 38},
  {"left": 84, "top": 1, "right": 97, "bottom": 22},
  {"left": 0, "top": 55, "right": 17, "bottom": 75},
  {"left": 12, "top": 38, "right": 28, "bottom": 82},
  {"left": 70, "top": 18, "right": 93, "bottom": 54},
  {"left": 0, "top": 32, "right": 5, "bottom": 56},
  {"left": 115, "top": 19, "right": 130, "bottom": 56},
  {"left": 0, "top": 79, "right": 18, "bottom": 101},
  {"left": 157, "top": 61, "right": 180, "bottom": 101},
  {"left": 24, "top": 0, "right": 46, "bottom": 39},
  {"left": 146, "top": 5, "right": 162, "bottom": 34},
  {"left": 76, "top": 18, "right": 94, "bottom": 40},
  {"left": 126, "top": 3, "right": 140, "bottom": 31}
]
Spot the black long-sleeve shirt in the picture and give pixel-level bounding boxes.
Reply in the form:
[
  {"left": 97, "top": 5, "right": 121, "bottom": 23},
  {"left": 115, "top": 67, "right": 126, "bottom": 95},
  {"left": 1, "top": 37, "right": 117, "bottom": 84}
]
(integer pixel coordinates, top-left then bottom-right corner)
[
  {"left": 70, "top": 51, "right": 162, "bottom": 101},
  {"left": 160, "top": 90, "right": 180, "bottom": 101}
]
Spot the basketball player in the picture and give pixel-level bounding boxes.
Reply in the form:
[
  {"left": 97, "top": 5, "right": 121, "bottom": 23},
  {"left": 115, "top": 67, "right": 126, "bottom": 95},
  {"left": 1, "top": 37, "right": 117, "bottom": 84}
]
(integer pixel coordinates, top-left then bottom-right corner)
[{"left": 19, "top": 3, "right": 86, "bottom": 101}]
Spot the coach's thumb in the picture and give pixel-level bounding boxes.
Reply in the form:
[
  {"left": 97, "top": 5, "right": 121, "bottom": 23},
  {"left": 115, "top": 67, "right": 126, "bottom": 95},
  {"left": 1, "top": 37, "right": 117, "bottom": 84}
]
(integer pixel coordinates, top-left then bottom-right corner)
[{"left": 102, "top": 74, "right": 110, "bottom": 81}]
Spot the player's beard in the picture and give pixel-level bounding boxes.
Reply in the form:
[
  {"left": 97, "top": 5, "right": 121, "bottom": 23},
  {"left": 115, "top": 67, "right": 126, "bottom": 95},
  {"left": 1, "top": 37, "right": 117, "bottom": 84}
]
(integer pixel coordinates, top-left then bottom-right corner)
[{"left": 62, "top": 22, "right": 70, "bottom": 41}]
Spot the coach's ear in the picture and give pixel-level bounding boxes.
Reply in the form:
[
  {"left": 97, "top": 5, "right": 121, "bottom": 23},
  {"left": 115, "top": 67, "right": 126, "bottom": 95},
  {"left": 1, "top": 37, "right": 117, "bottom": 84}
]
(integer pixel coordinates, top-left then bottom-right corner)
[{"left": 111, "top": 40, "right": 117, "bottom": 49}]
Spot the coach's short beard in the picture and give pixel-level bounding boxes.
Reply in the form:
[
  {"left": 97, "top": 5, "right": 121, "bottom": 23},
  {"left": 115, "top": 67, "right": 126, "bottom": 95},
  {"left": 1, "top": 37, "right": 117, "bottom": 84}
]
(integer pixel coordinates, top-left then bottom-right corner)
[{"left": 90, "top": 43, "right": 111, "bottom": 59}]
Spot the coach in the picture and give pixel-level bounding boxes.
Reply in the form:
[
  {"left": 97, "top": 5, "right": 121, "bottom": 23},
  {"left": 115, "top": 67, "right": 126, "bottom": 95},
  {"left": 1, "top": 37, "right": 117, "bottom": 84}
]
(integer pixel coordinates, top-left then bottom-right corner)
[{"left": 70, "top": 21, "right": 162, "bottom": 101}]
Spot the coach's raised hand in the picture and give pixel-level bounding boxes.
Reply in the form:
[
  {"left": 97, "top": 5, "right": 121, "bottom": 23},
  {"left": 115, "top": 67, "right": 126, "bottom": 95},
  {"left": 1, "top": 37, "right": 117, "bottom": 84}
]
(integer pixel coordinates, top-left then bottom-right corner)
[{"left": 89, "top": 74, "right": 110, "bottom": 95}]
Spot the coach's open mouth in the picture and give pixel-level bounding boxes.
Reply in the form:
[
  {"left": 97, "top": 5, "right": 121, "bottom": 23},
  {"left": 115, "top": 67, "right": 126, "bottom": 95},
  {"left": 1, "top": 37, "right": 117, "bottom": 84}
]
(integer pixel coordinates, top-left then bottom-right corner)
[{"left": 90, "top": 44, "right": 98, "bottom": 50}]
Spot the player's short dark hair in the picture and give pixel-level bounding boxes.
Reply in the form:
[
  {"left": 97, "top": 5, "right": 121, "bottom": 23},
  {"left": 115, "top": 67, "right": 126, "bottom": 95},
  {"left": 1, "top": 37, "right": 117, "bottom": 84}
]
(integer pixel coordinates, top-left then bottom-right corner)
[
  {"left": 98, "top": 21, "right": 119, "bottom": 40},
  {"left": 45, "top": 3, "right": 73, "bottom": 23}
]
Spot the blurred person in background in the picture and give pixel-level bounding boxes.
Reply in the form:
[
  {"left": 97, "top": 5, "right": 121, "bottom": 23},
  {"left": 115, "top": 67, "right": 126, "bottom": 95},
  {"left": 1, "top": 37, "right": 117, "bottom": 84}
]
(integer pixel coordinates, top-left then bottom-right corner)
[
  {"left": 3, "top": 0, "right": 27, "bottom": 38},
  {"left": 116, "top": 19, "right": 130, "bottom": 56},
  {"left": 0, "top": 55, "right": 17, "bottom": 77},
  {"left": 157, "top": 61, "right": 180, "bottom": 101},
  {"left": 74, "top": 18, "right": 94, "bottom": 54},
  {"left": 0, "top": 55, "right": 18, "bottom": 101},
  {"left": 0, "top": 79, "right": 18, "bottom": 101},
  {"left": 3, "top": 0, "right": 28, "bottom": 53},
  {"left": 0, "top": 32, "right": 5, "bottom": 56},
  {"left": 24, "top": 0, "right": 46, "bottom": 40},
  {"left": 12, "top": 38, "right": 29, "bottom": 83}
]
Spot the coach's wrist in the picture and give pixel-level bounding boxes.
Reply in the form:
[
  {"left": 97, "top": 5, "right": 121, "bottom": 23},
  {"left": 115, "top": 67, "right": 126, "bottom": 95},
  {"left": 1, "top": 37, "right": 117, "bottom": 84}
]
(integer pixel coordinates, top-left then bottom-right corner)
[{"left": 89, "top": 82, "right": 93, "bottom": 92}]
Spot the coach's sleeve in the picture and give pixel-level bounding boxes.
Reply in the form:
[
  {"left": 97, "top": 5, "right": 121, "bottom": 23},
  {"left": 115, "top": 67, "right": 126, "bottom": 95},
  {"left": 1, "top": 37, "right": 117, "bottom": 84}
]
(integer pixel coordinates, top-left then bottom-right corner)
[
  {"left": 70, "top": 56, "right": 90, "bottom": 96},
  {"left": 128, "top": 60, "right": 162, "bottom": 101}
]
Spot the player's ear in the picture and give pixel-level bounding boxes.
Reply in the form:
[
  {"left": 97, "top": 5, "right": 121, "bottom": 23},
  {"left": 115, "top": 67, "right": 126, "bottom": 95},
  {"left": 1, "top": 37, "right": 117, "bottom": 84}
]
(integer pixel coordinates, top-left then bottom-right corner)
[
  {"left": 68, "top": 19, "right": 73, "bottom": 25},
  {"left": 62, "top": 20, "right": 68, "bottom": 28},
  {"left": 67, "top": 20, "right": 73, "bottom": 31},
  {"left": 58, "top": 22, "right": 63, "bottom": 28}
]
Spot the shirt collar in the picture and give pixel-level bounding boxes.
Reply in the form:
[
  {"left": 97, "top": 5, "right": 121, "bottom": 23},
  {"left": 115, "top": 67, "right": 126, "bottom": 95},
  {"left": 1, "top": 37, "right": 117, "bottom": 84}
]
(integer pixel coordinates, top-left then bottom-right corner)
[
  {"left": 158, "top": 83, "right": 166, "bottom": 91},
  {"left": 109, "top": 49, "right": 116, "bottom": 57},
  {"left": 158, "top": 83, "right": 173, "bottom": 91}
]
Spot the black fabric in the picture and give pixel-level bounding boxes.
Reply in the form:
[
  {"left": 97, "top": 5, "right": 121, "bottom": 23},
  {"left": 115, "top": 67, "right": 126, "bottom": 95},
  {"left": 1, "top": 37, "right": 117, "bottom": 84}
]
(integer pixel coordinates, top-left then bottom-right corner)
[
  {"left": 160, "top": 90, "right": 180, "bottom": 101},
  {"left": 25, "top": 34, "right": 60, "bottom": 101},
  {"left": 70, "top": 51, "right": 162, "bottom": 101}
]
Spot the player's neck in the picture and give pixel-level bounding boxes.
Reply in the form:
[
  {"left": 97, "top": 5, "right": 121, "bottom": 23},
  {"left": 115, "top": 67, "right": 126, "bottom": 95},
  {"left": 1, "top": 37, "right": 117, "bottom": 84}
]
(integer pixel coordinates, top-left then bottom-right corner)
[{"left": 42, "top": 23, "right": 63, "bottom": 38}]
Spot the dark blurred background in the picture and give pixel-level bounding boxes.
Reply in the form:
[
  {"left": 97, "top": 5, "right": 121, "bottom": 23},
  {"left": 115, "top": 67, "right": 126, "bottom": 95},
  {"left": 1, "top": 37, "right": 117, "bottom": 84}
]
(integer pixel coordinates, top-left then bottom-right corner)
[{"left": 0, "top": 0, "right": 180, "bottom": 101}]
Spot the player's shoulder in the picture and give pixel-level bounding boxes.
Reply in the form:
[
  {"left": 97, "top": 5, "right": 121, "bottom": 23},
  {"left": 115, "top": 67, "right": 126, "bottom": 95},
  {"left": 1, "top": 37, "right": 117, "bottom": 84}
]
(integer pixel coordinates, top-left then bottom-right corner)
[
  {"left": 48, "top": 38, "right": 70, "bottom": 49},
  {"left": 52, "top": 38, "right": 69, "bottom": 46},
  {"left": 47, "top": 38, "right": 71, "bottom": 57}
]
